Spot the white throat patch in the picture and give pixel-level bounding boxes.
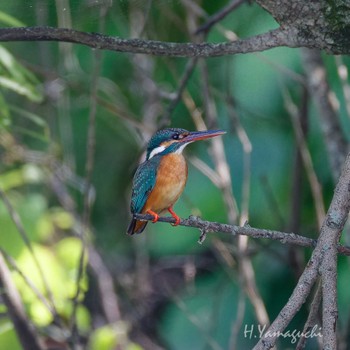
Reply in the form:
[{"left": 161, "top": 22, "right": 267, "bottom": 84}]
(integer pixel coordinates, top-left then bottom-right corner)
[{"left": 174, "top": 142, "right": 192, "bottom": 154}]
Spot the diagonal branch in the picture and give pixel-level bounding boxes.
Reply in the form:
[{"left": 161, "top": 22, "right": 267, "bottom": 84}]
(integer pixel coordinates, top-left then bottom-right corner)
[
  {"left": 133, "top": 213, "right": 350, "bottom": 256},
  {"left": 194, "top": 0, "right": 247, "bottom": 35},
  {"left": 253, "top": 151, "right": 350, "bottom": 349},
  {"left": 0, "top": 252, "right": 45, "bottom": 350}
]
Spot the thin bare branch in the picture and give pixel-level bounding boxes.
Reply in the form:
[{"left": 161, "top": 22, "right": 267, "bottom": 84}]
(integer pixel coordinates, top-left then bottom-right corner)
[
  {"left": 0, "top": 249, "right": 56, "bottom": 319},
  {"left": 87, "top": 246, "right": 121, "bottom": 323},
  {"left": 335, "top": 55, "right": 350, "bottom": 120},
  {"left": 284, "top": 87, "right": 326, "bottom": 228},
  {"left": 229, "top": 289, "right": 246, "bottom": 350},
  {"left": 296, "top": 281, "right": 322, "bottom": 350},
  {"left": 0, "top": 188, "right": 59, "bottom": 321},
  {"left": 0, "top": 26, "right": 293, "bottom": 57},
  {"left": 162, "top": 57, "right": 199, "bottom": 125},
  {"left": 195, "top": 0, "right": 247, "bottom": 35},
  {"left": 253, "top": 150, "right": 350, "bottom": 349},
  {"left": 70, "top": 5, "right": 106, "bottom": 346},
  {"left": 132, "top": 213, "right": 350, "bottom": 256},
  {"left": 302, "top": 49, "right": 348, "bottom": 182},
  {"left": 0, "top": 252, "right": 45, "bottom": 350}
]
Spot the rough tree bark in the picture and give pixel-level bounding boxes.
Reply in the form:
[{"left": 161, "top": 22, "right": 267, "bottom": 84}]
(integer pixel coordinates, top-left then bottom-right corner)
[
  {"left": 256, "top": 0, "right": 350, "bottom": 54},
  {"left": 0, "top": 1, "right": 349, "bottom": 56}
]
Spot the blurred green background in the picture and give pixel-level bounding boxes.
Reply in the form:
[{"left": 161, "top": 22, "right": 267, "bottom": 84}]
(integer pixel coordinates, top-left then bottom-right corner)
[{"left": 0, "top": 1, "right": 349, "bottom": 349}]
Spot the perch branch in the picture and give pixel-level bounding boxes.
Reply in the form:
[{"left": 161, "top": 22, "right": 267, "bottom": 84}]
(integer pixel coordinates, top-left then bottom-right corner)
[{"left": 132, "top": 214, "right": 350, "bottom": 256}]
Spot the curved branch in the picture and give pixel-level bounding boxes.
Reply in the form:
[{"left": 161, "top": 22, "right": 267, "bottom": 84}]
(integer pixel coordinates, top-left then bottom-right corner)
[
  {"left": 0, "top": 252, "right": 44, "bottom": 350},
  {"left": 133, "top": 213, "right": 350, "bottom": 256},
  {"left": 0, "top": 26, "right": 293, "bottom": 57}
]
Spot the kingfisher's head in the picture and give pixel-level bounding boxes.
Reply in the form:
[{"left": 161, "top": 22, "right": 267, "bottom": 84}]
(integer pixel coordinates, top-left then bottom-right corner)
[{"left": 146, "top": 127, "right": 226, "bottom": 160}]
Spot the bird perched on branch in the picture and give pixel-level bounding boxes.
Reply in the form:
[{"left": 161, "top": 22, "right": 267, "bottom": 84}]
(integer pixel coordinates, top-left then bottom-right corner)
[{"left": 127, "top": 127, "right": 226, "bottom": 235}]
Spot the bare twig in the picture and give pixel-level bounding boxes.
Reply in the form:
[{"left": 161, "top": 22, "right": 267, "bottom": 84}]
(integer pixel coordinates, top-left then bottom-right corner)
[
  {"left": 47, "top": 156, "right": 122, "bottom": 327},
  {"left": 226, "top": 96, "right": 252, "bottom": 224},
  {"left": 335, "top": 55, "right": 350, "bottom": 120},
  {"left": 302, "top": 49, "right": 348, "bottom": 182},
  {"left": 87, "top": 246, "right": 121, "bottom": 323},
  {"left": 132, "top": 213, "right": 350, "bottom": 256},
  {"left": 288, "top": 87, "right": 308, "bottom": 233},
  {"left": 0, "top": 252, "right": 45, "bottom": 350},
  {"left": 197, "top": 61, "right": 238, "bottom": 222},
  {"left": 0, "top": 249, "right": 56, "bottom": 319},
  {"left": 229, "top": 288, "right": 246, "bottom": 350},
  {"left": 259, "top": 176, "right": 285, "bottom": 228},
  {"left": 0, "top": 189, "right": 59, "bottom": 321},
  {"left": 51, "top": 172, "right": 122, "bottom": 325},
  {"left": 287, "top": 87, "right": 308, "bottom": 279},
  {"left": 189, "top": 156, "right": 222, "bottom": 188},
  {"left": 253, "top": 151, "right": 350, "bottom": 349},
  {"left": 0, "top": 26, "right": 293, "bottom": 57},
  {"left": 284, "top": 87, "right": 325, "bottom": 228},
  {"left": 195, "top": 0, "right": 247, "bottom": 35},
  {"left": 162, "top": 57, "right": 199, "bottom": 125},
  {"left": 70, "top": 5, "right": 106, "bottom": 346},
  {"left": 226, "top": 95, "right": 269, "bottom": 328},
  {"left": 296, "top": 281, "right": 322, "bottom": 350}
]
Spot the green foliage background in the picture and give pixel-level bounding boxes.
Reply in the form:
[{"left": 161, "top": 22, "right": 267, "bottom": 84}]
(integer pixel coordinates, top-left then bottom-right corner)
[{"left": 0, "top": 1, "right": 349, "bottom": 349}]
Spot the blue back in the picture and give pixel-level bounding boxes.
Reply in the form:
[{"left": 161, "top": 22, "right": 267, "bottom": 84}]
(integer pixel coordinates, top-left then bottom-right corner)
[{"left": 130, "top": 155, "right": 161, "bottom": 213}]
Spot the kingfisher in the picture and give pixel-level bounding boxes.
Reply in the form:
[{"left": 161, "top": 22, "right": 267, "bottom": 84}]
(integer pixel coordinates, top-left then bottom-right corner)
[{"left": 127, "top": 127, "right": 226, "bottom": 235}]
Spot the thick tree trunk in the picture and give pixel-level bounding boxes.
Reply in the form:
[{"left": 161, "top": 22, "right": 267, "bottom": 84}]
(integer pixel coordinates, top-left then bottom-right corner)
[{"left": 256, "top": 0, "right": 350, "bottom": 54}]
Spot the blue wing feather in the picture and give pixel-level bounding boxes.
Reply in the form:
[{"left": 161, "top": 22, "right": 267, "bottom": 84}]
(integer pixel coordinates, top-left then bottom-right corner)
[{"left": 130, "top": 156, "right": 160, "bottom": 214}]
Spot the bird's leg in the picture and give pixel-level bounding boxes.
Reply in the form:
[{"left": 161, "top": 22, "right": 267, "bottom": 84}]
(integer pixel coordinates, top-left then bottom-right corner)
[
  {"left": 146, "top": 209, "right": 159, "bottom": 223},
  {"left": 168, "top": 206, "right": 181, "bottom": 226}
]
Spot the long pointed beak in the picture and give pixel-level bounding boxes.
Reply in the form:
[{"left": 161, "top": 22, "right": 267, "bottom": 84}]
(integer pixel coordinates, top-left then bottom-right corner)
[{"left": 182, "top": 129, "right": 226, "bottom": 143}]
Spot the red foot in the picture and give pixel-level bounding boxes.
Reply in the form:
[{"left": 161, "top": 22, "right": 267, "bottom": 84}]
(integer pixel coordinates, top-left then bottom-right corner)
[
  {"left": 168, "top": 207, "right": 181, "bottom": 226},
  {"left": 146, "top": 209, "right": 159, "bottom": 223}
]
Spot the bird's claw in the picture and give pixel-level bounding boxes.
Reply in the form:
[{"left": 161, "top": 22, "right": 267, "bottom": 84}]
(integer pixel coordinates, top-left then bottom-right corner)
[
  {"left": 168, "top": 207, "right": 181, "bottom": 226},
  {"left": 171, "top": 217, "right": 181, "bottom": 226},
  {"left": 146, "top": 210, "right": 159, "bottom": 223}
]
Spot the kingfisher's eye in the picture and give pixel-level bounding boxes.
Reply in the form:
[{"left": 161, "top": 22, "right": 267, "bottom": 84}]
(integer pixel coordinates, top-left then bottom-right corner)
[{"left": 172, "top": 132, "right": 187, "bottom": 140}]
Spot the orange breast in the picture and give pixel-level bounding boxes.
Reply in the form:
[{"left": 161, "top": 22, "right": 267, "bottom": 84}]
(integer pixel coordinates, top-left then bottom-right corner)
[{"left": 143, "top": 153, "right": 188, "bottom": 214}]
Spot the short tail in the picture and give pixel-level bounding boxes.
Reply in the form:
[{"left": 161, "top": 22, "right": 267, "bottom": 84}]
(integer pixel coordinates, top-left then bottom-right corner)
[{"left": 127, "top": 218, "right": 148, "bottom": 235}]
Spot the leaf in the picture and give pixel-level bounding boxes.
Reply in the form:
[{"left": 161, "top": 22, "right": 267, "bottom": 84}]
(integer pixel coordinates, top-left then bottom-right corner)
[
  {"left": 0, "top": 46, "right": 43, "bottom": 102},
  {"left": 0, "top": 193, "right": 47, "bottom": 257},
  {"left": 89, "top": 323, "right": 143, "bottom": 350},
  {"left": 10, "top": 105, "right": 47, "bottom": 129},
  {"left": 0, "top": 76, "right": 42, "bottom": 102},
  {"left": 55, "top": 237, "right": 83, "bottom": 271},
  {"left": 0, "top": 11, "right": 25, "bottom": 27},
  {"left": 0, "top": 319, "right": 22, "bottom": 350},
  {"left": 0, "top": 164, "right": 44, "bottom": 191}
]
